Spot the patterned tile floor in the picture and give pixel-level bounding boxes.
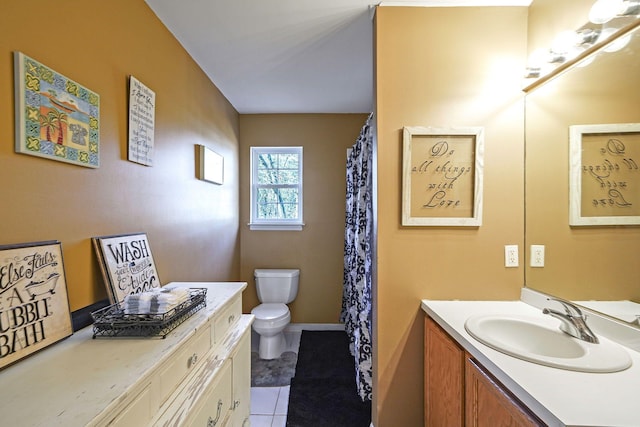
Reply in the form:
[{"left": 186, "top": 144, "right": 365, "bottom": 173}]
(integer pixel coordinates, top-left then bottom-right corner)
[{"left": 250, "top": 330, "right": 301, "bottom": 427}]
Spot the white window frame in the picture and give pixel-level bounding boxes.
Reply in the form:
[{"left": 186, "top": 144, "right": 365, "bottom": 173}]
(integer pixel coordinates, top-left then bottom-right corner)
[{"left": 249, "top": 146, "right": 304, "bottom": 231}]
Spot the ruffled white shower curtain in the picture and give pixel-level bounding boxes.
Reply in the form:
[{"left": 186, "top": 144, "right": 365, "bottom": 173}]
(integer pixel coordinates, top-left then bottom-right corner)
[{"left": 340, "top": 113, "right": 373, "bottom": 401}]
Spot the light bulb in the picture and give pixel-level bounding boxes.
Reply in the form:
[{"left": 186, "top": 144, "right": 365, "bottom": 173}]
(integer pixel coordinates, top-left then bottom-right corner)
[
  {"left": 604, "top": 32, "right": 632, "bottom": 51},
  {"left": 589, "top": 0, "right": 625, "bottom": 24}
]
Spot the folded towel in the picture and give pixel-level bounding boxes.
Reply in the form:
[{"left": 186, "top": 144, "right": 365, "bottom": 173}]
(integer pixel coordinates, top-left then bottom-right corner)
[{"left": 124, "top": 288, "right": 190, "bottom": 314}]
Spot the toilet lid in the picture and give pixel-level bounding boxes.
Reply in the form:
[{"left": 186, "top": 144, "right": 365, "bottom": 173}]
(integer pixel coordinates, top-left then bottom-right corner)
[{"left": 251, "top": 303, "right": 289, "bottom": 320}]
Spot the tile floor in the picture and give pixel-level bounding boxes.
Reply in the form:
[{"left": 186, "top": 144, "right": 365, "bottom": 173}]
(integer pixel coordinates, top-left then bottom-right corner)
[{"left": 250, "top": 329, "right": 302, "bottom": 427}]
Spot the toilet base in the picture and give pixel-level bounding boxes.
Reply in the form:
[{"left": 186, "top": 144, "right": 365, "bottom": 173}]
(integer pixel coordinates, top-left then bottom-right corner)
[{"left": 257, "top": 331, "right": 286, "bottom": 360}]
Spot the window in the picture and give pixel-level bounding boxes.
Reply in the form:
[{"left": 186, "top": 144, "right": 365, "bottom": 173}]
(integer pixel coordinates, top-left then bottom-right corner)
[{"left": 250, "top": 146, "right": 303, "bottom": 230}]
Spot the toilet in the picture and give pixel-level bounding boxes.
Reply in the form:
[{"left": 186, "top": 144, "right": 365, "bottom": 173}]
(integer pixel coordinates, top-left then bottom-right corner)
[{"left": 251, "top": 269, "right": 299, "bottom": 360}]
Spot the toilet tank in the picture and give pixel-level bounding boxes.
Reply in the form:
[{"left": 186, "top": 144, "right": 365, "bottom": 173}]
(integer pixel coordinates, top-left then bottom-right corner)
[{"left": 254, "top": 269, "right": 299, "bottom": 303}]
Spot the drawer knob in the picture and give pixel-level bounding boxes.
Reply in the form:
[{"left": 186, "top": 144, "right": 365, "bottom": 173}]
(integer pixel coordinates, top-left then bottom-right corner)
[
  {"left": 187, "top": 353, "right": 198, "bottom": 368},
  {"left": 233, "top": 399, "right": 240, "bottom": 409},
  {"left": 207, "top": 399, "right": 224, "bottom": 426},
  {"left": 228, "top": 314, "right": 235, "bottom": 324}
]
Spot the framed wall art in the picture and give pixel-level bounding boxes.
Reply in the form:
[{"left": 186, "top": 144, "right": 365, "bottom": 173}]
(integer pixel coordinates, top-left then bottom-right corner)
[
  {"left": 569, "top": 123, "right": 640, "bottom": 226},
  {"left": 402, "top": 126, "right": 484, "bottom": 226},
  {"left": 196, "top": 144, "right": 224, "bottom": 184},
  {"left": 14, "top": 52, "right": 100, "bottom": 168},
  {"left": 92, "top": 233, "right": 161, "bottom": 305},
  {"left": 0, "top": 240, "right": 73, "bottom": 370},
  {"left": 128, "top": 75, "right": 155, "bottom": 166}
]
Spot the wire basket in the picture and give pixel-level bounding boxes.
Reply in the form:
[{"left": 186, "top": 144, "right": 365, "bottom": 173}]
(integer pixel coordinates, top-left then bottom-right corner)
[{"left": 91, "top": 288, "right": 207, "bottom": 339}]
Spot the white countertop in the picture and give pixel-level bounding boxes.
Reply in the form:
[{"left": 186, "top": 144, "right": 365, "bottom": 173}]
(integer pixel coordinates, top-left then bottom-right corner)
[{"left": 421, "top": 297, "right": 640, "bottom": 427}]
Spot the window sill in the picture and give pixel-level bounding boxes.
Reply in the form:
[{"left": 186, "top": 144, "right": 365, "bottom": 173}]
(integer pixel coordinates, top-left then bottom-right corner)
[{"left": 248, "top": 223, "right": 305, "bottom": 231}]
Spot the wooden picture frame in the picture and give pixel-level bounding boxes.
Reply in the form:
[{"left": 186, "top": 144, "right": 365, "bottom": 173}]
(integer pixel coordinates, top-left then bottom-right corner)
[
  {"left": 402, "top": 126, "right": 484, "bottom": 226},
  {"left": 14, "top": 52, "right": 100, "bottom": 168},
  {"left": 0, "top": 240, "right": 73, "bottom": 370},
  {"left": 92, "top": 233, "right": 161, "bottom": 306},
  {"left": 196, "top": 144, "right": 224, "bottom": 185},
  {"left": 569, "top": 123, "right": 640, "bottom": 226}
]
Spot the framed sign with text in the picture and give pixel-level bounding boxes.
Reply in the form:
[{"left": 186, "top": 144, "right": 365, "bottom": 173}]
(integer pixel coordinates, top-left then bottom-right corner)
[
  {"left": 0, "top": 241, "right": 73, "bottom": 370},
  {"left": 127, "top": 76, "right": 155, "bottom": 166},
  {"left": 569, "top": 123, "right": 640, "bottom": 226},
  {"left": 92, "top": 233, "right": 161, "bottom": 305},
  {"left": 402, "top": 126, "right": 484, "bottom": 226}
]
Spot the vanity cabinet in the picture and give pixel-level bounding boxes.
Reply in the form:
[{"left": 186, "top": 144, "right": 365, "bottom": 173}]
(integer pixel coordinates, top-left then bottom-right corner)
[
  {"left": 0, "top": 282, "right": 252, "bottom": 427},
  {"left": 425, "top": 316, "right": 544, "bottom": 427}
]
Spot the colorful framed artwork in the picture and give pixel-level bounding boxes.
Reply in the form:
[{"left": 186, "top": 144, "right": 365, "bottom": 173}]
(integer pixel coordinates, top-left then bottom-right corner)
[
  {"left": 402, "top": 126, "right": 484, "bottom": 226},
  {"left": 0, "top": 240, "right": 73, "bottom": 370},
  {"left": 569, "top": 123, "right": 640, "bottom": 226},
  {"left": 196, "top": 144, "right": 224, "bottom": 185},
  {"left": 92, "top": 233, "right": 161, "bottom": 305},
  {"left": 14, "top": 51, "right": 100, "bottom": 168}
]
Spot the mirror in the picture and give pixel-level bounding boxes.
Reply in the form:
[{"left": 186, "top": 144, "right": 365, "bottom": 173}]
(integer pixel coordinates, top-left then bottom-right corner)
[{"left": 525, "top": 22, "right": 640, "bottom": 326}]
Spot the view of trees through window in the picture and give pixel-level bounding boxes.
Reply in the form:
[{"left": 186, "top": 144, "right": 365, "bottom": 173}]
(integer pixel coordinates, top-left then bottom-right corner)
[{"left": 256, "top": 152, "right": 300, "bottom": 220}]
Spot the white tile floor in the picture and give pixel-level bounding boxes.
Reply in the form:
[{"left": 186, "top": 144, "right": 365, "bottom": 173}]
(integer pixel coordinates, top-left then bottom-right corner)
[
  {"left": 250, "top": 329, "right": 302, "bottom": 427},
  {"left": 250, "top": 386, "right": 290, "bottom": 427}
]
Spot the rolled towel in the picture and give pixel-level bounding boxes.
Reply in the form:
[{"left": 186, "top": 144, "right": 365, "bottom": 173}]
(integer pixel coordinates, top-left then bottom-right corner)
[
  {"left": 123, "top": 292, "right": 153, "bottom": 314},
  {"left": 124, "top": 288, "right": 190, "bottom": 314}
]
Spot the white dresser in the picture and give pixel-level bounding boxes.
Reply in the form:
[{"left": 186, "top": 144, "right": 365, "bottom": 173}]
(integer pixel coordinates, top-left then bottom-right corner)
[{"left": 0, "top": 282, "right": 254, "bottom": 427}]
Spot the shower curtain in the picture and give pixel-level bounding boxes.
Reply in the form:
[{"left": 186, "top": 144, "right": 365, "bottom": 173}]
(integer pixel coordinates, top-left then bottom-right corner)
[{"left": 341, "top": 113, "right": 373, "bottom": 402}]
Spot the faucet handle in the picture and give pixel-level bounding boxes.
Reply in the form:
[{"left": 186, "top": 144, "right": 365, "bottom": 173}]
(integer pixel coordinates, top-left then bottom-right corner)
[{"left": 546, "top": 297, "right": 584, "bottom": 317}]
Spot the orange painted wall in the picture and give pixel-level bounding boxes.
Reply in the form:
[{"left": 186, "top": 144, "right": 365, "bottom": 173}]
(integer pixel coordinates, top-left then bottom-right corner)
[
  {"left": 374, "top": 6, "right": 527, "bottom": 426},
  {"left": 0, "top": 0, "right": 241, "bottom": 311},
  {"left": 238, "top": 114, "right": 369, "bottom": 322}
]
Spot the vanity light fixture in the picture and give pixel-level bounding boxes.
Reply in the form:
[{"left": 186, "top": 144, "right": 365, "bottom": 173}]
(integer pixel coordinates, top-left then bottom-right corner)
[
  {"left": 589, "top": 0, "right": 640, "bottom": 24},
  {"left": 525, "top": 0, "right": 639, "bottom": 82},
  {"left": 599, "top": 27, "right": 633, "bottom": 51}
]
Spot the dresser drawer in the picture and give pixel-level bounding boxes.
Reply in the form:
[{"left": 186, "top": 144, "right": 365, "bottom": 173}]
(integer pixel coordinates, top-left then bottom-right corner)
[
  {"left": 108, "top": 383, "right": 152, "bottom": 426},
  {"left": 158, "top": 323, "right": 212, "bottom": 405},
  {"left": 213, "top": 296, "right": 241, "bottom": 344},
  {"left": 188, "top": 359, "right": 233, "bottom": 427}
]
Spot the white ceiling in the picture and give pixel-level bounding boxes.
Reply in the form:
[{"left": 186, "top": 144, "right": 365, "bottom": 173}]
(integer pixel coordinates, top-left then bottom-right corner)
[{"left": 145, "top": 0, "right": 532, "bottom": 114}]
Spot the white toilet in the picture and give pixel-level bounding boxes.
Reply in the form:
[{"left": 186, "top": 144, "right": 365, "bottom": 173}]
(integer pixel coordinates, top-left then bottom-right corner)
[{"left": 251, "top": 269, "right": 299, "bottom": 360}]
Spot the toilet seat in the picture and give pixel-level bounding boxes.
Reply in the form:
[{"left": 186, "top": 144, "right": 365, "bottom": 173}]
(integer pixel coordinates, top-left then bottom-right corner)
[{"left": 251, "top": 303, "right": 289, "bottom": 320}]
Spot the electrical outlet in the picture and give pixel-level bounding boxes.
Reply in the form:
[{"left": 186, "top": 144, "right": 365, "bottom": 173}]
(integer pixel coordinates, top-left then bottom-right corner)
[
  {"left": 530, "top": 245, "right": 545, "bottom": 267},
  {"left": 504, "top": 245, "right": 519, "bottom": 267}
]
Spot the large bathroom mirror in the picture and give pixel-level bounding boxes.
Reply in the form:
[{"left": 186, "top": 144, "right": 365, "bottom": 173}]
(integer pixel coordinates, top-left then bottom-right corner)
[{"left": 525, "top": 22, "right": 640, "bottom": 326}]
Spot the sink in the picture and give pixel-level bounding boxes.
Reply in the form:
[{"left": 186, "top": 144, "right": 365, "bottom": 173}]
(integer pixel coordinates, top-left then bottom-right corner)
[{"left": 464, "top": 314, "right": 632, "bottom": 373}]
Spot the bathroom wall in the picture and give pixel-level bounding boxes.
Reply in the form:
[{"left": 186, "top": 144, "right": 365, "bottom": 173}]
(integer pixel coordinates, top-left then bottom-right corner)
[
  {"left": 238, "top": 114, "right": 369, "bottom": 322},
  {"left": 374, "top": 6, "right": 527, "bottom": 426},
  {"left": 0, "top": 0, "right": 241, "bottom": 311}
]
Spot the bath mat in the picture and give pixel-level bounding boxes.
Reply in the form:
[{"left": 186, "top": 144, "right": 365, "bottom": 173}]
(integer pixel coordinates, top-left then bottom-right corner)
[
  {"left": 294, "top": 330, "right": 355, "bottom": 379},
  {"left": 287, "top": 330, "right": 371, "bottom": 427},
  {"left": 286, "top": 377, "right": 371, "bottom": 427},
  {"left": 251, "top": 351, "right": 298, "bottom": 387}
]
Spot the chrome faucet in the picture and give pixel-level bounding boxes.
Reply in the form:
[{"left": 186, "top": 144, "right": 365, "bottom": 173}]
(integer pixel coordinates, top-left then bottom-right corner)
[{"left": 542, "top": 298, "right": 599, "bottom": 344}]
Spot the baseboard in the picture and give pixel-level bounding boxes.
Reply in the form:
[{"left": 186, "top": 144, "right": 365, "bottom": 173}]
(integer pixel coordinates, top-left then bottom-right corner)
[{"left": 285, "top": 323, "right": 345, "bottom": 332}]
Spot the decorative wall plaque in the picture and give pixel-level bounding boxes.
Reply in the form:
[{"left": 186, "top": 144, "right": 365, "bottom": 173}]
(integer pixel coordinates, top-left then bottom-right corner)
[
  {"left": 127, "top": 76, "right": 155, "bottom": 166},
  {"left": 570, "top": 123, "right": 640, "bottom": 226},
  {"left": 196, "top": 144, "right": 224, "bottom": 184},
  {"left": 92, "top": 233, "right": 161, "bottom": 305},
  {"left": 0, "top": 241, "right": 73, "bottom": 370},
  {"left": 402, "top": 126, "right": 484, "bottom": 226},
  {"left": 14, "top": 52, "right": 100, "bottom": 168}
]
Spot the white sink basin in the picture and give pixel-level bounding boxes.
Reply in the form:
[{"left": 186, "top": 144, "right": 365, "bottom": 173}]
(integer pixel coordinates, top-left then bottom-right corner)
[{"left": 464, "top": 314, "right": 632, "bottom": 373}]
